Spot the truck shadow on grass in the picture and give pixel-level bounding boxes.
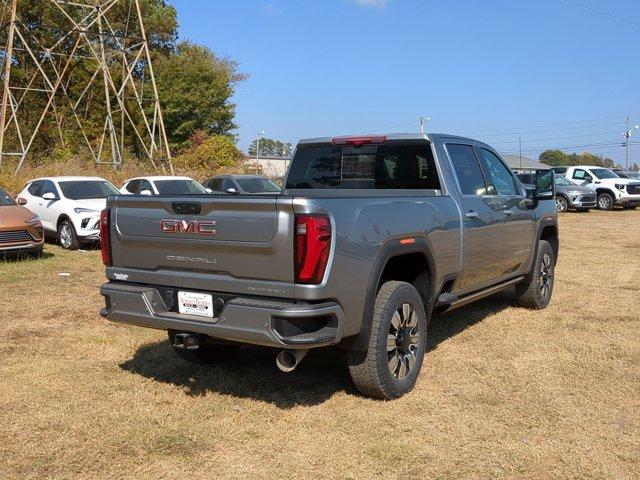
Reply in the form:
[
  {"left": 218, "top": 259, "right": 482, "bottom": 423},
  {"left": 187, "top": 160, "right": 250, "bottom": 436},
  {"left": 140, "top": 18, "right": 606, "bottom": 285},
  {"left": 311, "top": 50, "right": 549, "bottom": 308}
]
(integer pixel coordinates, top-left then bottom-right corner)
[{"left": 120, "top": 290, "right": 515, "bottom": 408}]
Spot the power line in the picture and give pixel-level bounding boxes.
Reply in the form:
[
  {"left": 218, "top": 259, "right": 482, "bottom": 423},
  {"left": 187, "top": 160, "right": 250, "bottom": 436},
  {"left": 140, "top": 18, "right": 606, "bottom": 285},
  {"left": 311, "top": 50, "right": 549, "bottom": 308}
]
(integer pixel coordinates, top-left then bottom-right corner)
[
  {"left": 471, "top": 121, "right": 623, "bottom": 137},
  {"left": 466, "top": 115, "right": 624, "bottom": 134},
  {"left": 487, "top": 130, "right": 621, "bottom": 145},
  {"left": 561, "top": 0, "right": 640, "bottom": 29}
]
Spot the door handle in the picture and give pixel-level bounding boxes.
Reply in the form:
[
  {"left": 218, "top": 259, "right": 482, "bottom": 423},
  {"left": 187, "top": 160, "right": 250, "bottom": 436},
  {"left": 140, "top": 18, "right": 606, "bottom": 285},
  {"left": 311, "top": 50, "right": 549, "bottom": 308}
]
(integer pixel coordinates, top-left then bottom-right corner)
[{"left": 464, "top": 211, "right": 478, "bottom": 219}]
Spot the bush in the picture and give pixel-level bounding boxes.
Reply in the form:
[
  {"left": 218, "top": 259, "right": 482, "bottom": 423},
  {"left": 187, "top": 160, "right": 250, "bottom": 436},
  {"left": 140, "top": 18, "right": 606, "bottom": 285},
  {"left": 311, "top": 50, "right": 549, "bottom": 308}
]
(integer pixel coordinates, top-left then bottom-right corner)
[{"left": 172, "top": 134, "right": 244, "bottom": 176}]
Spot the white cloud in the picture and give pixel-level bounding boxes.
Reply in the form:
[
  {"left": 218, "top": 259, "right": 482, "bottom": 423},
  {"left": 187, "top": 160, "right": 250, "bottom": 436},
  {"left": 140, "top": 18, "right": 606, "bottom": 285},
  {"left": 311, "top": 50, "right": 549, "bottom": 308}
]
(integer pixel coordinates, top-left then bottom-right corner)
[
  {"left": 264, "top": 3, "right": 283, "bottom": 15},
  {"left": 351, "top": 0, "right": 390, "bottom": 7}
]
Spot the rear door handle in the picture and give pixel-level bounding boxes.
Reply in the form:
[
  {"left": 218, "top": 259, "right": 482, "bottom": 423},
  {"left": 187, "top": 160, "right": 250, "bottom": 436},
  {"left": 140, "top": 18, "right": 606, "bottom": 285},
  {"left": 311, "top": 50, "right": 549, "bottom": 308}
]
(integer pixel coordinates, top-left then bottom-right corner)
[{"left": 464, "top": 211, "right": 478, "bottom": 219}]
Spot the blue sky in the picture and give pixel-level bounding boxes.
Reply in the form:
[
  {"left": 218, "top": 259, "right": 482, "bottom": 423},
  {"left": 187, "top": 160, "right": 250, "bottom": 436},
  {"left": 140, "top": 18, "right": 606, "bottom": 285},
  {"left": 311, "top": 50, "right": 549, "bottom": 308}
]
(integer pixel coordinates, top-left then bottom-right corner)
[{"left": 171, "top": 0, "right": 640, "bottom": 165}]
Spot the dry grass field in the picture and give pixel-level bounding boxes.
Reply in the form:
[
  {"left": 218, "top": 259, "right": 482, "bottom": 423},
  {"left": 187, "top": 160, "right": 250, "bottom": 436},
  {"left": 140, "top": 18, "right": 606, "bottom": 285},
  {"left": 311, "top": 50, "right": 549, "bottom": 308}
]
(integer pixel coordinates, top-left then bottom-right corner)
[{"left": 1, "top": 210, "right": 639, "bottom": 479}]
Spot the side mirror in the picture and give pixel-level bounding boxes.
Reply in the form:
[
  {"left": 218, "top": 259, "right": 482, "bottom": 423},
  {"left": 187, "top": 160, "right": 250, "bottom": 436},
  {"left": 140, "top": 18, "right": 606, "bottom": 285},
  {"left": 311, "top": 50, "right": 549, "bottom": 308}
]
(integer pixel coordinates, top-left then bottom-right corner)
[
  {"left": 42, "top": 192, "right": 58, "bottom": 201},
  {"left": 534, "top": 169, "right": 555, "bottom": 200},
  {"left": 584, "top": 176, "right": 593, "bottom": 183},
  {"left": 140, "top": 189, "right": 152, "bottom": 196},
  {"left": 205, "top": 188, "right": 213, "bottom": 194},
  {"left": 225, "top": 187, "right": 238, "bottom": 194},
  {"left": 17, "top": 197, "right": 27, "bottom": 205}
]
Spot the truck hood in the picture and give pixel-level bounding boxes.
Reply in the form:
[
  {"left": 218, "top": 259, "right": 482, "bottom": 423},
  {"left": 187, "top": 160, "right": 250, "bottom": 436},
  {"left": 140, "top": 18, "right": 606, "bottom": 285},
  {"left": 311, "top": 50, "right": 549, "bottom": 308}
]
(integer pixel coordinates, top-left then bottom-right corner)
[{"left": 594, "top": 178, "right": 640, "bottom": 186}]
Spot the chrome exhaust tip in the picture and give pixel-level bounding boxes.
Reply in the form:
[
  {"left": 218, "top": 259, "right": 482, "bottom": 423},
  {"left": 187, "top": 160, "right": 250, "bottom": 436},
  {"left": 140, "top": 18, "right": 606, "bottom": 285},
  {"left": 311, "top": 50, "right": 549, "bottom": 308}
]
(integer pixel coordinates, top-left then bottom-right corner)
[{"left": 275, "top": 349, "right": 309, "bottom": 373}]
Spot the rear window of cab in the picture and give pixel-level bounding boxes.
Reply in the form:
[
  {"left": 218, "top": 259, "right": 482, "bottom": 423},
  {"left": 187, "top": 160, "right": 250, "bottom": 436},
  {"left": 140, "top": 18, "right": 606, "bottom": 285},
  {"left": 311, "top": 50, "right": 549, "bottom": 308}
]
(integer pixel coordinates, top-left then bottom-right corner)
[{"left": 286, "top": 141, "right": 440, "bottom": 190}]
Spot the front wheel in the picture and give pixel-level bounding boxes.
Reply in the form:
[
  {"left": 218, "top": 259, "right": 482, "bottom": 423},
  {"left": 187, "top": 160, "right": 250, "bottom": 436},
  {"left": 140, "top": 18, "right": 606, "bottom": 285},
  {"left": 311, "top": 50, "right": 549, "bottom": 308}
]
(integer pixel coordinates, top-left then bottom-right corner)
[
  {"left": 58, "top": 220, "right": 79, "bottom": 250},
  {"left": 347, "top": 281, "right": 427, "bottom": 400},
  {"left": 555, "top": 196, "right": 568, "bottom": 212},
  {"left": 597, "top": 192, "right": 614, "bottom": 211},
  {"left": 515, "top": 240, "right": 555, "bottom": 309}
]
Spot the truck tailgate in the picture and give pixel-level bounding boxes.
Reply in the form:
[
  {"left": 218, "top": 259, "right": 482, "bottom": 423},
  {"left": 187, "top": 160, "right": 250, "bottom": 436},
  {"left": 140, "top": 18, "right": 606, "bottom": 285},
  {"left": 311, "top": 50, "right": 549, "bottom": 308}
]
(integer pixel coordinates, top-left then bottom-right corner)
[{"left": 107, "top": 195, "right": 295, "bottom": 299}]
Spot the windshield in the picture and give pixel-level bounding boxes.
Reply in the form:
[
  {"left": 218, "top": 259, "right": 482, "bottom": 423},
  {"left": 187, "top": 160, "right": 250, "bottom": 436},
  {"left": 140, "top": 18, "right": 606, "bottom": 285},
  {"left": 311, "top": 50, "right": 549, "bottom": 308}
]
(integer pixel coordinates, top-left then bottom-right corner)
[
  {"left": 59, "top": 181, "right": 119, "bottom": 200},
  {"left": 236, "top": 177, "right": 281, "bottom": 193},
  {"left": 286, "top": 140, "right": 440, "bottom": 190},
  {"left": 155, "top": 179, "right": 207, "bottom": 195},
  {"left": 555, "top": 176, "right": 573, "bottom": 186},
  {"left": 590, "top": 168, "right": 619, "bottom": 179},
  {"left": 0, "top": 186, "right": 16, "bottom": 206}
]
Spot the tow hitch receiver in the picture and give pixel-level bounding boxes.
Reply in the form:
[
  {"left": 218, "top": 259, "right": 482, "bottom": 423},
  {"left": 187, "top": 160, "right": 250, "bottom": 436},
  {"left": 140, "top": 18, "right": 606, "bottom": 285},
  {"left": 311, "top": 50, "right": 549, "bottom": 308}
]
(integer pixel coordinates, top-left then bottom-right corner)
[{"left": 172, "top": 333, "right": 202, "bottom": 350}]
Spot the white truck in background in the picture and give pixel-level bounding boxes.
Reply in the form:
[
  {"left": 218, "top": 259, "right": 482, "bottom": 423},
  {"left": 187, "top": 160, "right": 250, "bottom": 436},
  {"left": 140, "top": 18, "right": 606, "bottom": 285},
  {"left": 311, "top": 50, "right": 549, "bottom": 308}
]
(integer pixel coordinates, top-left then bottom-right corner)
[{"left": 563, "top": 166, "right": 640, "bottom": 210}]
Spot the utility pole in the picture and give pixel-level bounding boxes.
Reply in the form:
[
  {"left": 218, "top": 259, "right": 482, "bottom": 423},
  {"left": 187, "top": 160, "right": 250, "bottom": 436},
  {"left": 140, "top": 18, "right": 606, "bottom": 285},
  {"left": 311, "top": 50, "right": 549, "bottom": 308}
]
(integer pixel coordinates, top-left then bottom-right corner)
[
  {"left": 519, "top": 137, "right": 522, "bottom": 170},
  {"left": 256, "top": 130, "right": 265, "bottom": 160},
  {"left": 419, "top": 115, "right": 430, "bottom": 134},
  {"left": 0, "top": 0, "right": 17, "bottom": 167},
  {"left": 624, "top": 117, "right": 639, "bottom": 171}
]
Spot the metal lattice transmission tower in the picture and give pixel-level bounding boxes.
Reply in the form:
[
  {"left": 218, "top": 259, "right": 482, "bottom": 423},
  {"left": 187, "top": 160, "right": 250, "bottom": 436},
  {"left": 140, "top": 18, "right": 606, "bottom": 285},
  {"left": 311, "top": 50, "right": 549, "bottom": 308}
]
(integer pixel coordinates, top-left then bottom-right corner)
[{"left": 0, "top": 0, "right": 173, "bottom": 174}]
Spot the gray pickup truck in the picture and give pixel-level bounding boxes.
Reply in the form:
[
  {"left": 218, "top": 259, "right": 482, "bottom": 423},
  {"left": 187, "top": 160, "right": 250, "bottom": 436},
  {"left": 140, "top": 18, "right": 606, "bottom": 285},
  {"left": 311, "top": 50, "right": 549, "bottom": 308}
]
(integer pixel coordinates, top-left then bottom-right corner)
[{"left": 99, "top": 133, "right": 558, "bottom": 399}]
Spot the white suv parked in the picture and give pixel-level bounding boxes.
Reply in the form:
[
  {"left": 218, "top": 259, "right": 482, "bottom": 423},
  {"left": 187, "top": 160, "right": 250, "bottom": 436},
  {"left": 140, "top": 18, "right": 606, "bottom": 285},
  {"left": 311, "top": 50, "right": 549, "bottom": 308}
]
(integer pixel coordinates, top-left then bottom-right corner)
[
  {"left": 120, "top": 176, "right": 207, "bottom": 195},
  {"left": 17, "top": 176, "right": 120, "bottom": 249},
  {"left": 563, "top": 166, "right": 640, "bottom": 210}
]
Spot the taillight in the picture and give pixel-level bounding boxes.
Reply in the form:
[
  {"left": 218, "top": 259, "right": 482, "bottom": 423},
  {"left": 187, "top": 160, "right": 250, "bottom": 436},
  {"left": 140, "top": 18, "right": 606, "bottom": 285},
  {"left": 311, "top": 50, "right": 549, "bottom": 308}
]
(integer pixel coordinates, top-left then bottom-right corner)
[
  {"left": 331, "top": 135, "right": 386, "bottom": 147},
  {"left": 294, "top": 214, "right": 332, "bottom": 284},
  {"left": 100, "top": 208, "right": 112, "bottom": 267}
]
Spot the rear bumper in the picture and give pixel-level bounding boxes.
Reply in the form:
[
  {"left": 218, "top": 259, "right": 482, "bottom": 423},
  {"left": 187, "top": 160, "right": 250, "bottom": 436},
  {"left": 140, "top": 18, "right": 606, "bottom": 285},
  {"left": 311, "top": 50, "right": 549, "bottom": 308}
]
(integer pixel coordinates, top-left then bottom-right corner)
[{"left": 100, "top": 282, "right": 346, "bottom": 349}]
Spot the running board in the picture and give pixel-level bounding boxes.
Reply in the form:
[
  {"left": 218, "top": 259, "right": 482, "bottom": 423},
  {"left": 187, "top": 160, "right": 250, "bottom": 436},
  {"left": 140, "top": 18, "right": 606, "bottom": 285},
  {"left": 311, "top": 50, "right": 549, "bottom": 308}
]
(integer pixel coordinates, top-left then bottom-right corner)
[{"left": 443, "top": 276, "right": 525, "bottom": 312}]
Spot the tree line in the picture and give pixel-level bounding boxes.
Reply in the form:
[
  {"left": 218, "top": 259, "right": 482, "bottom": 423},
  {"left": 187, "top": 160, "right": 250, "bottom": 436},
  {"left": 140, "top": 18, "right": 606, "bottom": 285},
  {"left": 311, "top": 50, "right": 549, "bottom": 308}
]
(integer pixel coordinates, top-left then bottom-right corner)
[{"left": 538, "top": 149, "right": 638, "bottom": 171}]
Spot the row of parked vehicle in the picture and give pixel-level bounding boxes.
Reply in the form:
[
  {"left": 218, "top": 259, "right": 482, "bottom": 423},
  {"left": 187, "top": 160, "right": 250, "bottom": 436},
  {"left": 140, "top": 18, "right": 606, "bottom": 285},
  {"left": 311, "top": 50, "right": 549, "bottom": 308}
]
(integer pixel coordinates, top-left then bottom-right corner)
[
  {"left": 2, "top": 162, "right": 639, "bottom": 257},
  {"left": 0, "top": 174, "right": 281, "bottom": 254},
  {"left": 516, "top": 166, "right": 640, "bottom": 212}
]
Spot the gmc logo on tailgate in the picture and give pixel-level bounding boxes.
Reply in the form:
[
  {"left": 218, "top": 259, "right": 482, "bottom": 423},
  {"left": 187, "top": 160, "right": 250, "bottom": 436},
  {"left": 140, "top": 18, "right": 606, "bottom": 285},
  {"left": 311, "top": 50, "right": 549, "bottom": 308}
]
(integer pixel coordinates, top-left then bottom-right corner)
[{"left": 160, "top": 219, "right": 216, "bottom": 236}]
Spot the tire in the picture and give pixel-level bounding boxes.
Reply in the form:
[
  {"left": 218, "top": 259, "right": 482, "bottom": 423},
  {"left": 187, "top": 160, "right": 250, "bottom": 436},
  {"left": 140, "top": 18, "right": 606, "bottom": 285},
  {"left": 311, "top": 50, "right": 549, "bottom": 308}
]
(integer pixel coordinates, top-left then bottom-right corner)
[
  {"left": 58, "top": 219, "right": 79, "bottom": 250},
  {"left": 515, "top": 240, "right": 555, "bottom": 309},
  {"left": 555, "top": 196, "right": 568, "bottom": 213},
  {"left": 167, "top": 330, "right": 240, "bottom": 364},
  {"left": 596, "top": 192, "right": 614, "bottom": 211},
  {"left": 347, "top": 281, "right": 427, "bottom": 400}
]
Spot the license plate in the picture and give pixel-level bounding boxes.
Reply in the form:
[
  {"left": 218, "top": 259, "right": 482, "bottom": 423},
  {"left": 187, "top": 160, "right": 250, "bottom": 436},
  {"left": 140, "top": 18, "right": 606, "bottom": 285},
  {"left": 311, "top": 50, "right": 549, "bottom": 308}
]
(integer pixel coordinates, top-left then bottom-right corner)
[{"left": 178, "top": 291, "right": 214, "bottom": 318}]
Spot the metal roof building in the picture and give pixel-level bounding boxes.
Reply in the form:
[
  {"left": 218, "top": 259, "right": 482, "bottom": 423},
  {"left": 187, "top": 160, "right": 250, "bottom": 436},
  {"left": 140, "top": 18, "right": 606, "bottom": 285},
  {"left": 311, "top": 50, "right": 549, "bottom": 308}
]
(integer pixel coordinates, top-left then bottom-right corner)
[{"left": 500, "top": 154, "right": 549, "bottom": 171}]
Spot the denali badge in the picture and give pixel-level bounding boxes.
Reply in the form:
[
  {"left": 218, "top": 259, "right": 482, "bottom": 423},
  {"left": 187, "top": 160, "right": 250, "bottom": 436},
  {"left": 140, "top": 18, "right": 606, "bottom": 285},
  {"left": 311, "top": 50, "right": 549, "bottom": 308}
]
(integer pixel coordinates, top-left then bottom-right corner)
[{"left": 160, "top": 219, "right": 216, "bottom": 236}]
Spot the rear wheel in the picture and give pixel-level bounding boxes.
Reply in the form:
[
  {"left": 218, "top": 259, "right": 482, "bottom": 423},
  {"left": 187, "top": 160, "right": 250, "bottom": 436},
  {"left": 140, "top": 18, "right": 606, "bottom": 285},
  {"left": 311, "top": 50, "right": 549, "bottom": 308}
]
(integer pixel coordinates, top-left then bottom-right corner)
[
  {"left": 167, "top": 330, "right": 240, "bottom": 364},
  {"left": 597, "top": 192, "right": 614, "bottom": 211},
  {"left": 347, "top": 281, "right": 427, "bottom": 400},
  {"left": 515, "top": 240, "right": 555, "bottom": 309},
  {"left": 555, "top": 196, "right": 568, "bottom": 212},
  {"left": 58, "top": 220, "right": 79, "bottom": 250}
]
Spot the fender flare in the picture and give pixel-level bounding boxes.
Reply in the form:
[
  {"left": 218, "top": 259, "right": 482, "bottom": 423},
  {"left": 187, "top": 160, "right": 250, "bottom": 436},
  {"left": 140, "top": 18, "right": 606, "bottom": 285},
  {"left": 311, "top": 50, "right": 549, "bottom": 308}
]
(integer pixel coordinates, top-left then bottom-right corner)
[{"left": 344, "top": 237, "right": 437, "bottom": 352}]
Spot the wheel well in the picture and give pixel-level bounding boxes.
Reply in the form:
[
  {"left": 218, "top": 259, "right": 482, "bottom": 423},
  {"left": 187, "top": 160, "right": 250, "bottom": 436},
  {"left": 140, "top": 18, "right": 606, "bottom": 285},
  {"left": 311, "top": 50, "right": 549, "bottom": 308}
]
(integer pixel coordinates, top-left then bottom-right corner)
[
  {"left": 378, "top": 252, "right": 432, "bottom": 307},
  {"left": 56, "top": 214, "right": 71, "bottom": 230},
  {"left": 540, "top": 225, "right": 559, "bottom": 263},
  {"left": 595, "top": 188, "right": 613, "bottom": 196}
]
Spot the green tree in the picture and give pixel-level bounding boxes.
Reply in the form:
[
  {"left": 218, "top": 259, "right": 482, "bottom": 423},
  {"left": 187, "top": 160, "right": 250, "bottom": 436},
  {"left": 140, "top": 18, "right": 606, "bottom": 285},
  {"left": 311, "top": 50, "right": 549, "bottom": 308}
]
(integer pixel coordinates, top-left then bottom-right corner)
[
  {"left": 173, "top": 134, "right": 242, "bottom": 172},
  {"left": 154, "top": 42, "right": 247, "bottom": 148},
  {"left": 248, "top": 137, "right": 293, "bottom": 157}
]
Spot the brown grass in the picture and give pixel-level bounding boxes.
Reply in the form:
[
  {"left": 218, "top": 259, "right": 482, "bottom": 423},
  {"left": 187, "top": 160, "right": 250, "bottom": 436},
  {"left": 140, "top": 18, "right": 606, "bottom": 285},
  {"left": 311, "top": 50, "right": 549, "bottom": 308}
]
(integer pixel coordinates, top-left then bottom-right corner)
[{"left": 1, "top": 210, "right": 639, "bottom": 479}]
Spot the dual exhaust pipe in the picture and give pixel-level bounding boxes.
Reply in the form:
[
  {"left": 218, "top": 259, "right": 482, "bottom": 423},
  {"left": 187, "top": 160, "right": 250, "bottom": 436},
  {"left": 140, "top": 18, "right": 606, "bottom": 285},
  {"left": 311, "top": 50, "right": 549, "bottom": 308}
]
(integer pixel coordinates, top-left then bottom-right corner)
[{"left": 275, "top": 349, "right": 309, "bottom": 373}]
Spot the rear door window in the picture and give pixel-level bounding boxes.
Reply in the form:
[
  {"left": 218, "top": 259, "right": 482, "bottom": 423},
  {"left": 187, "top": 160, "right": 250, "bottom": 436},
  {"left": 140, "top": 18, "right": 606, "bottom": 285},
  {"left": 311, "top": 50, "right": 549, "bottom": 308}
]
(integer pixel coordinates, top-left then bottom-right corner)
[
  {"left": 285, "top": 141, "right": 440, "bottom": 190},
  {"left": 446, "top": 144, "right": 487, "bottom": 196},
  {"left": 42, "top": 180, "right": 59, "bottom": 198},
  {"left": 28, "top": 181, "right": 44, "bottom": 197},
  {"left": 126, "top": 180, "right": 140, "bottom": 194}
]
